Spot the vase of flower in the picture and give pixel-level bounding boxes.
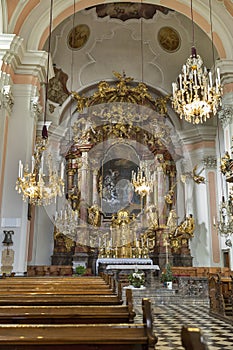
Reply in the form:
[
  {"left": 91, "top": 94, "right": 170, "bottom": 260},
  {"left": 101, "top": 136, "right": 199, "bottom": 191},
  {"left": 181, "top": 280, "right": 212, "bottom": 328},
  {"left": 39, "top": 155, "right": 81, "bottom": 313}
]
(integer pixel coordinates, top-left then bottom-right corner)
[
  {"left": 160, "top": 263, "right": 174, "bottom": 289},
  {"left": 128, "top": 271, "right": 145, "bottom": 288}
]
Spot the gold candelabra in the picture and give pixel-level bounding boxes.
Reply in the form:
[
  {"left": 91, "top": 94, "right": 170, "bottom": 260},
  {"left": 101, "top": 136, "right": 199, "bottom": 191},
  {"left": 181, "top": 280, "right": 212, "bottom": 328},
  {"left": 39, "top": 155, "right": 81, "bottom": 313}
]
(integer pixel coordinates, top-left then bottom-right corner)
[{"left": 131, "top": 164, "right": 153, "bottom": 197}]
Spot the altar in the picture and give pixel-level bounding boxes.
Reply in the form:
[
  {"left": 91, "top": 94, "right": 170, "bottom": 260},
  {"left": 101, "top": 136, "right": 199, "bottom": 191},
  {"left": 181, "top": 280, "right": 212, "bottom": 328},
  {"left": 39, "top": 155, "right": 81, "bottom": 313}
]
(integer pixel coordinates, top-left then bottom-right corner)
[
  {"left": 105, "top": 263, "right": 160, "bottom": 285},
  {"left": 96, "top": 258, "right": 153, "bottom": 275}
]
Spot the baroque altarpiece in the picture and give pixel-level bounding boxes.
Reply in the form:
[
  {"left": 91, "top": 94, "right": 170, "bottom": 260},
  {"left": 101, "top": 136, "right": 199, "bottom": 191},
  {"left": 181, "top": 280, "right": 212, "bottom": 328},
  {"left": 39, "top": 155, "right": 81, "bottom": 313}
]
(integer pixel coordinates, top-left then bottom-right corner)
[{"left": 52, "top": 73, "right": 196, "bottom": 272}]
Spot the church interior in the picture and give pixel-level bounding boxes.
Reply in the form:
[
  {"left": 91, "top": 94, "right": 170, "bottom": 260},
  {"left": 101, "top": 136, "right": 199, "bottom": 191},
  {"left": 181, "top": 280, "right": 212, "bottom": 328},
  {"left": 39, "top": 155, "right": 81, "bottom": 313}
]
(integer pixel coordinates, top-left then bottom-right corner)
[{"left": 0, "top": 0, "right": 233, "bottom": 348}]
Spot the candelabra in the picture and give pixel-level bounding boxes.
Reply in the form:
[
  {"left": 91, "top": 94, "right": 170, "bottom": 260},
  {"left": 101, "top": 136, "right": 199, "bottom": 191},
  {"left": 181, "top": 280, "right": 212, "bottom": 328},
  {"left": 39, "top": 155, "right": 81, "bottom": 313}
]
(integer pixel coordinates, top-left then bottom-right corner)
[
  {"left": 131, "top": 165, "right": 153, "bottom": 197},
  {"left": 55, "top": 201, "right": 79, "bottom": 240},
  {"left": 15, "top": 139, "right": 64, "bottom": 205}
]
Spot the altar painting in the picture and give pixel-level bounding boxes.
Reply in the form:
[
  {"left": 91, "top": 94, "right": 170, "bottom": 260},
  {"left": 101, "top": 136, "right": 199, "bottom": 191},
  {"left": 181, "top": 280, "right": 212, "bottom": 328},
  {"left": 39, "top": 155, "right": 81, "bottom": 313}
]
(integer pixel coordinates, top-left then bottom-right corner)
[{"left": 101, "top": 158, "right": 141, "bottom": 217}]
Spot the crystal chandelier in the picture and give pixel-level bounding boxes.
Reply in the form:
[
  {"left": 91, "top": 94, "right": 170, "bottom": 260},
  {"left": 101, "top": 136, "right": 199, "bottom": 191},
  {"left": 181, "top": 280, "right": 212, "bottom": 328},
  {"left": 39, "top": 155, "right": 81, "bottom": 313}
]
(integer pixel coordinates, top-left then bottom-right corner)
[
  {"left": 15, "top": 138, "right": 65, "bottom": 205},
  {"left": 214, "top": 197, "right": 233, "bottom": 236},
  {"left": 131, "top": 163, "right": 153, "bottom": 197},
  {"left": 172, "top": 0, "right": 222, "bottom": 124},
  {"left": 55, "top": 201, "right": 79, "bottom": 240},
  {"left": 15, "top": 0, "right": 65, "bottom": 205}
]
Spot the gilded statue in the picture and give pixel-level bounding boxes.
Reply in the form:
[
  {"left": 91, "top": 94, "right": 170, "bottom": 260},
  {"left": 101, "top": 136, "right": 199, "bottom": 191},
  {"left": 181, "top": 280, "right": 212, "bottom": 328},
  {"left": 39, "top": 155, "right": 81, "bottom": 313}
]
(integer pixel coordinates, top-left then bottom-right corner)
[
  {"left": 111, "top": 209, "right": 131, "bottom": 227},
  {"left": 165, "top": 188, "right": 175, "bottom": 204},
  {"left": 174, "top": 214, "right": 195, "bottom": 238},
  {"left": 88, "top": 202, "right": 102, "bottom": 227},
  {"left": 54, "top": 228, "right": 75, "bottom": 254},
  {"left": 167, "top": 209, "right": 178, "bottom": 234},
  {"left": 220, "top": 151, "right": 231, "bottom": 175},
  {"left": 192, "top": 165, "right": 205, "bottom": 184},
  {"left": 69, "top": 186, "right": 81, "bottom": 212}
]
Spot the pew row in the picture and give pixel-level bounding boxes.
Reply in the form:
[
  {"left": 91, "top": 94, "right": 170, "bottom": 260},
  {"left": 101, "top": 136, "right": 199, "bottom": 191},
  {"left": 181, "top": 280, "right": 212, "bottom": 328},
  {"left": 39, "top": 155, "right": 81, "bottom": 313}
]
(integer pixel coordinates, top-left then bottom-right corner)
[
  {"left": 0, "top": 298, "right": 157, "bottom": 350},
  {"left": 208, "top": 274, "right": 233, "bottom": 321},
  {"left": 0, "top": 289, "right": 135, "bottom": 324},
  {"left": 0, "top": 293, "right": 122, "bottom": 306},
  {"left": 181, "top": 325, "right": 209, "bottom": 350}
]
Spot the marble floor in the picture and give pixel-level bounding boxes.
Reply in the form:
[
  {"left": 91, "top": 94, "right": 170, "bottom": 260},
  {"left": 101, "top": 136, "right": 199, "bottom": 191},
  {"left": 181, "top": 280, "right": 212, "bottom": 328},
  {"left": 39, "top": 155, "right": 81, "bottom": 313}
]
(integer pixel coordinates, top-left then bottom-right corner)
[
  {"left": 152, "top": 303, "right": 233, "bottom": 349},
  {"left": 132, "top": 299, "right": 233, "bottom": 349}
]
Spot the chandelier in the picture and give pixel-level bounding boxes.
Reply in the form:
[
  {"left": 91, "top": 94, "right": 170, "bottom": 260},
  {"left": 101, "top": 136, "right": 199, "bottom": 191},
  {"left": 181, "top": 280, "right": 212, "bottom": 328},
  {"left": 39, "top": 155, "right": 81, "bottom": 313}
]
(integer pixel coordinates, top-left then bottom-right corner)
[
  {"left": 15, "top": 138, "right": 65, "bottom": 205},
  {"left": 55, "top": 201, "right": 79, "bottom": 240},
  {"left": 172, "top": 0, "right": 222, "bottom": 124},
  {"left": 15, "top": 0, "right": 64, "bottom": 205},
  {"left": 214, "top": 196, "right": 233, "bottom": 236},
  {"left": 132, "top": 163, "right": 153, "bottom": 197}
]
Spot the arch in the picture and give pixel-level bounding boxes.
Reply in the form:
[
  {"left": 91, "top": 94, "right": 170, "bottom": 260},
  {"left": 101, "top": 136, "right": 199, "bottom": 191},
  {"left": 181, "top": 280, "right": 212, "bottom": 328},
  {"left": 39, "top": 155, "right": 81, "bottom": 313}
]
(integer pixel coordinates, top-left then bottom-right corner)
[{"left": 12, "top": 0, "right": 232, "bottom": 59}]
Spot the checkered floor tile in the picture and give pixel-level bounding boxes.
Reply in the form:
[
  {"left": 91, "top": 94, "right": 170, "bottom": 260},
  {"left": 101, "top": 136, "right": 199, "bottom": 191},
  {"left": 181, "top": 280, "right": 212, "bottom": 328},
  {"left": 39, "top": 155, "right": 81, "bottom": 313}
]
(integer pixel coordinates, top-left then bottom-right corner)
[{"left": 136, "top": 303, "right": 233, "bottom": 349}]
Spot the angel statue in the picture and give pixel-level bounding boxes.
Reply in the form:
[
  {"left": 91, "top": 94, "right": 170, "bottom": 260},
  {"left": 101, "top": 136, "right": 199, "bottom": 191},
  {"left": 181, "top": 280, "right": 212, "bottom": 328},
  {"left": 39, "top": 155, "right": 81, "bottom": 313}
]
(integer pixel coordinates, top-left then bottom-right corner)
[
  {"left": 220, "top": 151, "right": 231, "bottom": 175},
  {"left": 174, "top": 214, "right": 195, "bottom": 238},
  {"left": 180, "top": 165, "right": 205, "bottom": 184},
  {"left": 192, "top": 165, "right": 205, "bottom": 184}
]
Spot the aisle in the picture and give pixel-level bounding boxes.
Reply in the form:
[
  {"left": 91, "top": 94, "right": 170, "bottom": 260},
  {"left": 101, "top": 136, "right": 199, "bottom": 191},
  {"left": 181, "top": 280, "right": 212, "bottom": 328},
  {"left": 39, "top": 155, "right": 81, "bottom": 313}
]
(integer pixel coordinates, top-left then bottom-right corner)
[{"left": 136, "top": 302, "right": 233, "bottom": 349}]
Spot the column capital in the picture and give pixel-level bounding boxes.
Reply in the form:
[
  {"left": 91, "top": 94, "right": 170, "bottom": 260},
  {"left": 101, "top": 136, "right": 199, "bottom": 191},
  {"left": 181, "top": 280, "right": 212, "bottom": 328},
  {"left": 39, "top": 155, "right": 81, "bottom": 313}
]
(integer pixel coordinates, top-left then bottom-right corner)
[
  {"left": 218, "top": 105, "right": 233, "bottom": 128},
  {"left": 202, "top": 156, "right": 217, "bottom": 169}
]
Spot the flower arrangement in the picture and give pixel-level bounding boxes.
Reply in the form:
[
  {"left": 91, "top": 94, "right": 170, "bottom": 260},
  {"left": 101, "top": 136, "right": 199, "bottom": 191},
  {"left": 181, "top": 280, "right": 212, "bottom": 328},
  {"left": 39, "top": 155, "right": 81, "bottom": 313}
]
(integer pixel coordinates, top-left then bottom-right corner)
[
  {"left": 128, "top": 271, "right": 145, "bottom": 288},
  {"left": 75, "top": 265, "right": 86, "bottom": 276},
  {"left": 160, "top": 263, "right": 174, "bottom": 283}
]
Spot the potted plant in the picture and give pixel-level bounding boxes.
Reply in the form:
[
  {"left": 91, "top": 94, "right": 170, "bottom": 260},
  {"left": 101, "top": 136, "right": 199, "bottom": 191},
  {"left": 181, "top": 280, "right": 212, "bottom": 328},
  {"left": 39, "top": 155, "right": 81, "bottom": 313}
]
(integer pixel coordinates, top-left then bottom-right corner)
[
  {"left": 75, "top": 265, "right": 86, "bottom": 276},
  {"left": 128, "top": 271, "right": 145, "bottom": 288},
  {"left": 160, "top": 263, "right": 174, "bottom": 289}
]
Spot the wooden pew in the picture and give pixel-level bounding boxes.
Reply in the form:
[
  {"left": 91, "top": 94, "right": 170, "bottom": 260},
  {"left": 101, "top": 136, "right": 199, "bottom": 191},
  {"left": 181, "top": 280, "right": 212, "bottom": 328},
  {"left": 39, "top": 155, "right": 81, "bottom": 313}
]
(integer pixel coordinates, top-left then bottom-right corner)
[
  {"left": 0, "top": 275, "right": 122, "bottom": 306},
  {"left": 0, "top": 298, "right": 157, "bottom": 350},
  {"left": 181, "top": 325, "right": 209, "bottom": 349},
  {"left": 208, "top": 273, "right": 233, "bottom": 319},
  {"left": 0, "top": 289, "right": 135, "bottom": 324},
  {"left": 0, "top": 293, "right": 122, "bottom": 306}
]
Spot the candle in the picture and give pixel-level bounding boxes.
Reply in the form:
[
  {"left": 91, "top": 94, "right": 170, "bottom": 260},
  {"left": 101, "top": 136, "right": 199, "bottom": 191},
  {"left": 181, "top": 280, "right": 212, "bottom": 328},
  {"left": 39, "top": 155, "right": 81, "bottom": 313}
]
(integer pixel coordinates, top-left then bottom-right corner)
[
  {"left": 183, "top": 65, "right": 187, "bottom": 81},
  {"left": 194, "top": 70, "right": 197, "bottom": 86},
  {"left": 213, "top": 217, "right": 216, "bottom": 226},
  {"left": 61, "top": 162, "right": 64, "bottom": 180},
  {"left": 18, "top": 160, "right": 21, "bottom": 177},
  {"left": 172, "top": 83, "right": 176, "bottom": 94},
  {"left": 217, "top": 67, "right": 220, "bottom": 85},
  {"left": 179, "top": 74, "right": 182, "bottom": 89},
  {"left": 41, "top": 154, "right": 44, "bottom": 174},
  {"left": 209, "top": 71, "right": 212, "bottom": 87},
  {"left": 216, "top": 79, "right": 219, "bottom": 93},
  {"left": 31, "top": 156, "right": 34, "bottom": 173}
]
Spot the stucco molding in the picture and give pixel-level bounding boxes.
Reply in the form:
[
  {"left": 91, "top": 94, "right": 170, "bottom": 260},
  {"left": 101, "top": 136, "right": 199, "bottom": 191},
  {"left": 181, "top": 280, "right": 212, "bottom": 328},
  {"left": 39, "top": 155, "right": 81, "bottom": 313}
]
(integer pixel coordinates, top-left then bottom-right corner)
[{"left": 218, "top": 105, "right": 233, "bottom": 128}]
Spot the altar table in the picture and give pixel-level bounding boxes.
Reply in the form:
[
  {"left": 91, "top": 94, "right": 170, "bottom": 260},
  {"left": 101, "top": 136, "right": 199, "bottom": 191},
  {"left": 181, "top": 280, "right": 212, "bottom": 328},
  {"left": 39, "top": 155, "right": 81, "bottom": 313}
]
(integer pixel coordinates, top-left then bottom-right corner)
[
  {"left": 96, "top": 258, "right": 153, "bottom": 274},
  {"left": 105, "top": 264, "right": 160, "bottom": 284}
]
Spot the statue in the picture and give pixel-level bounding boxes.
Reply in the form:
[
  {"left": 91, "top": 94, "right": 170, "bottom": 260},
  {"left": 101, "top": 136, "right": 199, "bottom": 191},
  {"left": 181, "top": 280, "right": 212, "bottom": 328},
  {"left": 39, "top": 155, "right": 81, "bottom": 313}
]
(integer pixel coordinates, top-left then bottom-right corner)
[
  {"left": 220, "top": 151, "right": 231, "bottom": 175},
  {"left": 167, "top": 209, "right": 178, "bottom": 234},
  {"left": 69, "top": 186, "right": 81, "bottom": 212},
  {"left": 192, "top": 165, "right": 205, "bottom": 184},
  {"left": 88, "top": 202, "right": 102, "bottom": 227},
  {"left": 54, "top": 228, "right": 75, "bottom": 254},
  {"left": 165, "top": 188, "right": 175, "bottom": 204},
  {"left": 174, "top": 214, "right": 195, "bottom": 238},
  {"left": 146, "top": 204, "right": 158, "bottom": 229}
]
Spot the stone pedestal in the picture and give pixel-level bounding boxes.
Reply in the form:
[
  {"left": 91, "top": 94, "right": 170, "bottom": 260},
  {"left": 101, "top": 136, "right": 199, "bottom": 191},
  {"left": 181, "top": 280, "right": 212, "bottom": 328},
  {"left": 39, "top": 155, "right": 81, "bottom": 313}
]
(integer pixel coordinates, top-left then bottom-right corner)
[
  {"left": 72, "top": 252, "right": 89, "bottom": 273},
  {"left": 173, "top": 254, "right": 193, "bottom": 267},
  {"left": 51, "top": 253, "right": 73, "bottom": 266}
]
